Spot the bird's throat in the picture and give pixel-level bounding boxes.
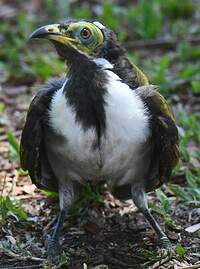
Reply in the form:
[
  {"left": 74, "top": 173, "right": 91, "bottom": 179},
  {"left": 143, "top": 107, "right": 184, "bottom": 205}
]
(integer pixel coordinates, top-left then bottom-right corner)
[{"left": 64, "top": 60, "right": 107, "bottom": 148}]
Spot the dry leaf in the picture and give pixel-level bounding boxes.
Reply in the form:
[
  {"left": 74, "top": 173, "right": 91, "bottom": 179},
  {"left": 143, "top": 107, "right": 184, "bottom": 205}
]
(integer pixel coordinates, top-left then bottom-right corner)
[
  {"left": 185, "top": 223, "right": 200, "bottom": 233},
  {"left": 6, "top": 235, "right": 16, "bottom": 245}
]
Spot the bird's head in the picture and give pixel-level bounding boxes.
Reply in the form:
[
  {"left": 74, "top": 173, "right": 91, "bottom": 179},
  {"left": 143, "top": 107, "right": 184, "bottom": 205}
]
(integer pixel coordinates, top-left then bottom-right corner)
[{"left": 30, "top": 19, "right": 123, "bottom": 66}]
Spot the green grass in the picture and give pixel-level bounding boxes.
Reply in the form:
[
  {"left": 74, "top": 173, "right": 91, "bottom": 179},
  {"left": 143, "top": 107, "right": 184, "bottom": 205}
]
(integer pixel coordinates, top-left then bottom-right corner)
[
  {"left": 145, "top": 55, "right": 172, "bottom": 96},
  {"left": 154, "top": 189, "right": 175, "bottom": 227},
  {"left": 0, "top": 0, "right": 196, "bottom": 86},
  {"left": 162, "top": 0, "right": 195, "bottom": 19},
  {"left": 69, "top": 182, "right": 105, "bottom": 217},
  {"left": 127, "top": 0, "right": 163, "bottom": 40},
  {"left": 0, "top": 132, "right": 28, "bottom": 221},
  {"left": 0, "top": 12, "right": 64, "bottom": 83},
  {"left": 0, "top": 196, "right": 27, "bottom": 221},
  {"left": 8, "top": 129, "right": 28, "bottom": 178},
  {"left": 170, "top": 169, "right": 200, "bottom": 206},
  {"left": 0, "top": 102, "right": 5, "bottom": 113},
  {"left": 175, "top": 244, "right": 186, "bottom": 260},
  {"left": 7, "top": 131, "right": 20, "bottom": 162}
]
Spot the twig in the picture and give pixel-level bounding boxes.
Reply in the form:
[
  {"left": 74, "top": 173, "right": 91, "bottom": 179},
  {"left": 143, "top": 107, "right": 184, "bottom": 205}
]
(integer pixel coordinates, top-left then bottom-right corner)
[
  {"left": 2, "top": 265, "right": 41, "bottom": 269},
  {"left": 143, "top": 255, "right": 172, "bottom": 269},
  {"left": 182, "top": 265, "right": 200, "bottom": 269},
  {"left": 39, "top": 254, "right": 70, "bottom": 269},
  {"left": 2, "top": 247, "right": 45, "bottom": 262},
  {"left": 43, "top": 215, "right": 58, "bottom": 236},
  {"left": 125, "top": 37, "right": 200, "bottom": 50},
  {"left": 11, "top": 169, "right": 17, "bottom": 195},
  {"left": 0, "top": 173, "right": 7, "bottom": 196}
]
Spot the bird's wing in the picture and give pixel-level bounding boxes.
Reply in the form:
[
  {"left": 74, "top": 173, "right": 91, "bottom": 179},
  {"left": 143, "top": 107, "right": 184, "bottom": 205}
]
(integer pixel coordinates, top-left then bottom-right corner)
[
  {"left": 20, "top": 77, "right": 65, "bottom": 191},
  {"left": 135, "top": 85, "right": 179, "bottom": 191},
  {"left": 131, "top": 63, "right": 149, "bottom": 86}
]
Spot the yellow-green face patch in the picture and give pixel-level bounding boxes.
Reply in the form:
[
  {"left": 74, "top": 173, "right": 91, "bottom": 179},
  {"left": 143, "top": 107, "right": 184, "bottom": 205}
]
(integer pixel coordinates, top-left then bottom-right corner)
[
  {"left": 30, "top": 22, "right": 105, "bottom": 57},
  {"left": 63, "top": 22, "right": 104, "bottom": 56}
]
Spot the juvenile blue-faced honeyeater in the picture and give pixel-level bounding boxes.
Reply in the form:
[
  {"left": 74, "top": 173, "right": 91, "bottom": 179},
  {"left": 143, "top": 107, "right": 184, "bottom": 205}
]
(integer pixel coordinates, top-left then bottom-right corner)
[{"left": 20, "top": 19, "right": 179, "bottom": 260}]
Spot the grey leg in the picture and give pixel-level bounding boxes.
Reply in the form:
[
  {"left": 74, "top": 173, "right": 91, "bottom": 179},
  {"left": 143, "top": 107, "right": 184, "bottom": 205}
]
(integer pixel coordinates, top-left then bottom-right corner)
[
  {"left": 46, "top": 209, "right": 67, "bottom": 261},
  {"left": 131, "top": 185, "right": 171, "bottom": 249},
  {"left": 45, "top": 181, "right": 75, "bottom": 261},
  {"left": 43, "top": 215, "right": 59, "bottom": 240}
]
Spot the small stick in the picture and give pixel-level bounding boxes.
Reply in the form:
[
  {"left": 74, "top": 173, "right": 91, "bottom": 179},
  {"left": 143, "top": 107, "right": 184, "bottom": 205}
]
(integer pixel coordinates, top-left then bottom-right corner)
[
  {"left": 0, "top": 173, "right": 7, "bottom": 196},
  {"left": 2, "top": 248, "right": 44, "bottom": 262},
  {"left": 3, "top": 265, "right": 41, "bottom": 269},
  {"left": 145, "top": 255, "right": 172, "bottom": 269},
  {"left": 182, "top": 265, "right": 200, "bottom": 269}
]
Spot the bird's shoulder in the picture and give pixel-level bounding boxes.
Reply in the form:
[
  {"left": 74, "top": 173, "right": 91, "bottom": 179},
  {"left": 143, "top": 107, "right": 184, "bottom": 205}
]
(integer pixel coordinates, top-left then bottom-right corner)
[
  {"left": 27, "top": 77, "right": 65, "bottom": 114},
  {"left": 20, "top": 77, "right": 65, "bottom": 165},
  {"left": 135, "top": 85, "right": 174, "bottom": 118},
  {"left": 110, "top": 52, "right": 149, "bottom": 89},
  {"left": 131, "top": 63, "right": 149, "bottom": 87}
]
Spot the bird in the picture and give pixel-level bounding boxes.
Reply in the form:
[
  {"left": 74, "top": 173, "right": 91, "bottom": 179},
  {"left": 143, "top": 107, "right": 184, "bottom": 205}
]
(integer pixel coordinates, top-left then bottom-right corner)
[{"left": 20, "top": 19, "right": 179, "bottom": 260}]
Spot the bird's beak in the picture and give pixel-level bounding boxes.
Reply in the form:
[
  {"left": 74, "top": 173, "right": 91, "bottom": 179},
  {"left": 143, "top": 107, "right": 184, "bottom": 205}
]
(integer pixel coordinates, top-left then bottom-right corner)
[{"left": 29, "top": 24, "right": 75, "bottom": 46}]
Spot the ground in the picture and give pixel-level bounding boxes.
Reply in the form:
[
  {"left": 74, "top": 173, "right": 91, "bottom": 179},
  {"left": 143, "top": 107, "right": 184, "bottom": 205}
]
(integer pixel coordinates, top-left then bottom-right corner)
[{"left": 0, "top": 0, "right": 200, "bottom": 268}]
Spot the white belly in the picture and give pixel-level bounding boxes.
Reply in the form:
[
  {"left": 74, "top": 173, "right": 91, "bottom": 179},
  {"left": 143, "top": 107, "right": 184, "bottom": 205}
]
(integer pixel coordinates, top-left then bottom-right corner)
[{"left": 48, "top": 70, "right": 151, "bottom": 185}]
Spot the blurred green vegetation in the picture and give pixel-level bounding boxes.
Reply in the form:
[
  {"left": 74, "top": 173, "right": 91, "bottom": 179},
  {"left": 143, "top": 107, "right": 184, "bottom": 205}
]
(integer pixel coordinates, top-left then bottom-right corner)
[
  {"left": 0, "top": 195, "right": 27, "bottom": 221},
  {"left": 0, "top": 0, "right": 200, "bottom": 221},
  {"left": 1, "top": 0, "right": 200, "bottom": 84}
]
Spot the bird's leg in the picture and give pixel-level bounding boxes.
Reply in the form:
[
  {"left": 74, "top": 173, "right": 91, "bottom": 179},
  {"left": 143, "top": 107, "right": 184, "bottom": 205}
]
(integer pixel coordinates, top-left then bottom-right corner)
[
  {"left": 45, "top": 181, "right": 75, "bottom": 261},
  {"left": 43, "top": 215, "right": 59, "bottom": 241},
  {"left": 46, "top": 209, "right": 67, "bottom": 260},
  {"left": 131, "top": 185, "right": 171, "bottom": 254}
]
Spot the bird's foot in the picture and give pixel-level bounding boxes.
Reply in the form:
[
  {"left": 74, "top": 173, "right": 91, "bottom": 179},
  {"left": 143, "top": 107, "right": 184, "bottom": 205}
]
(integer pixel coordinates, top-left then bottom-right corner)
[
  {"left": 43, "top": 216, "right": 58, "bottom": 241},
  {"left": 45, "top": 236, "right": 61, "bottom": 262},
  {"left": 43, "top": 229, "right": 54, "bottom": 243},
  {"left": 157, "top": 237, "right": 174, "bottom": 258}
]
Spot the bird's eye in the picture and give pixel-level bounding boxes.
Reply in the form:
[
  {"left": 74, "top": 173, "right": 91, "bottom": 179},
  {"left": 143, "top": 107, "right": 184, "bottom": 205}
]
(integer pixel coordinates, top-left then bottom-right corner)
[{"left": 80, "top": 28, "right": 91, "bottom": 39}]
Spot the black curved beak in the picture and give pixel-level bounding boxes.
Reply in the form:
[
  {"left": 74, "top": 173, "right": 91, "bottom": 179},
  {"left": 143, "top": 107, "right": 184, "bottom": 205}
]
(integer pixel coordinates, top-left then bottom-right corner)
[
  {"left": 29, "top": 24, "right": 61, "bottom": 39},
  {"left": 29, "top": 24, "right": 75, "bottom": 47}
]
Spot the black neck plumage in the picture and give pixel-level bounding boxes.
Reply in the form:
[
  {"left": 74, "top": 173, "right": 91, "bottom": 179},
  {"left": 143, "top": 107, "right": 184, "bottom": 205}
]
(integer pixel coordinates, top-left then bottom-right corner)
[
  {"left": 53, "top": 38, "right": 141, "bottom": 148},
  {"left": 64, "top": 58, "right": 108, "bottom": 148},
  {"left": 99, "top": 31, "right": 141, "bottom": 89}
]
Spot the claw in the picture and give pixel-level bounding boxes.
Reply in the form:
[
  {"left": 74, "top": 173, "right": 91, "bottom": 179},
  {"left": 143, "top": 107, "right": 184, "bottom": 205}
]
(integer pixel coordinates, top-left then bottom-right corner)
[
  {"left": 46, "top": 238, "right": 61, "bottom": 262},
  {"left": 157, "top": 237, "right": 174, "bottom": 258},
  {"left": 43, "top": 216, "right": 58, "bottom": 240},
  {"left": 43, "top": 228, "right": 54, "bottom": 243}
]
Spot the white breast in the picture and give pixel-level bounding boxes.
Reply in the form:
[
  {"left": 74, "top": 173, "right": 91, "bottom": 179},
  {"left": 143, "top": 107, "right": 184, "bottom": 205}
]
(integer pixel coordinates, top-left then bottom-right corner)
[
  {"left": 105, "top": 70, "right": 149, "bottom": 146},
  {"left": 100, "top": 70, "right": 150, "bottom": 184},
  {"left": 48, "top": 69, "right": 150, "bottom": 184}
]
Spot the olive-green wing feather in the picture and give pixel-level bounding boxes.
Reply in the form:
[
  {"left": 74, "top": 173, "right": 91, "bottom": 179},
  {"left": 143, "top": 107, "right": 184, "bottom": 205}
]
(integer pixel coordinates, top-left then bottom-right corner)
[
  {"left": 136, "top": 85, "right": 179, "bottom": 191},
  {"left": 131, "top": 63, "right": 149, "bottom": 86},
  {"left": 112, "top": 56, "right": 149, "bottom": 89},
  {"left": 20, "top": 78, "right": 65, "bottom": 191}
]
